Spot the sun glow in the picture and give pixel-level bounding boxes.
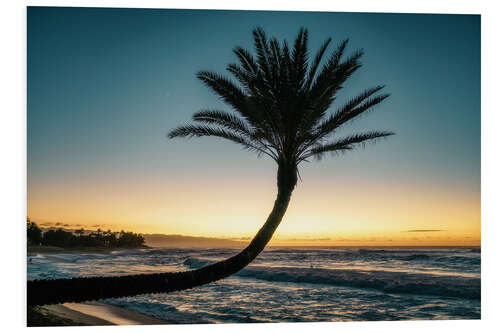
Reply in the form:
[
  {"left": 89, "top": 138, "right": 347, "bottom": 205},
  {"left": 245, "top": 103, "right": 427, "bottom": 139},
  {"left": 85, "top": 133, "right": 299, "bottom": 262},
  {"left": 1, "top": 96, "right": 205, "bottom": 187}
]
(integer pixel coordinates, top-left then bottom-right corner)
[
  {"left": 28, "top": 166, "right": 480, "bottom": 246},
  {"left": 27, "top": 9, "right": 480, "bottom": 248}
]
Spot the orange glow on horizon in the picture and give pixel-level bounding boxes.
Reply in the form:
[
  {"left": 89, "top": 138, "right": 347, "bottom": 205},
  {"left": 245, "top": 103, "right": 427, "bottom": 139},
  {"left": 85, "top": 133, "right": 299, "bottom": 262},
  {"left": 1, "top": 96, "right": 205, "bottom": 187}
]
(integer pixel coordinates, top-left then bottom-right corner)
[{"left": 27, "top": 168, "right": 480, "bottom": 247}]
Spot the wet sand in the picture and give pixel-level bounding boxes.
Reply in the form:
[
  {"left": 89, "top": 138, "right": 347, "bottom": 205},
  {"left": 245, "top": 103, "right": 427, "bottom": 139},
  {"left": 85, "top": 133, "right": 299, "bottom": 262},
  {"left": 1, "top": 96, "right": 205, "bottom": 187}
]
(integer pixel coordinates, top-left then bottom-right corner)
[{"left": 44, "top": 301, "right": 167, "bottom": 326}]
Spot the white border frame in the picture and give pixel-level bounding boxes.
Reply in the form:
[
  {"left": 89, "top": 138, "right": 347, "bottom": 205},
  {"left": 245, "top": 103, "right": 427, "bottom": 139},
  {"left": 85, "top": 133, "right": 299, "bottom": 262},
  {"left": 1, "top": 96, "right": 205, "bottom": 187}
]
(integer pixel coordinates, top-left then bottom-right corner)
[{"left": 2, "top": 1, "right": 498, "bottom": 332}]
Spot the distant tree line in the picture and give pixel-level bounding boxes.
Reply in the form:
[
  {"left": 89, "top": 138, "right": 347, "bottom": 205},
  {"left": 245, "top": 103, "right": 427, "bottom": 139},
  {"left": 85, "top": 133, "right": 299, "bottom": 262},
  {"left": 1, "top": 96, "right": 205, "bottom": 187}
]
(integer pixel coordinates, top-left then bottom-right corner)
[
  {"left": 27, "top": 219, "right": 145, "bottom": 248},
  {"left": 27, "top": 218, "right": 43, "bottom": 246}
]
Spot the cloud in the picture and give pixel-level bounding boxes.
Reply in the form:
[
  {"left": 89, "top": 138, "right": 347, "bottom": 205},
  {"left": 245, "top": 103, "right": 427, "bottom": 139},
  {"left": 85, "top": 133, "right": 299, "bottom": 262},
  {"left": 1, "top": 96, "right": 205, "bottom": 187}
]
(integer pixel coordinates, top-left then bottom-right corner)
[
  {"left": 284, "top": 237, "right": 332, "bottom": 242},
  {"left": 332, "top": 237, "right": 358, "bottom": 242},
  {"left": 405, "top": 229, "right": 443, "bottom": 233}
]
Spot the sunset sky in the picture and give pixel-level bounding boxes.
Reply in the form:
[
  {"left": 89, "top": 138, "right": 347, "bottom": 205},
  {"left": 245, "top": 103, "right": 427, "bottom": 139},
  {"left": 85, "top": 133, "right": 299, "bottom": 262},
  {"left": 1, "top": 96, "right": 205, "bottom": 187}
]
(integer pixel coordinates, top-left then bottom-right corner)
[{"left": 27, "top": 7, "right": 480, "bottom": 246}]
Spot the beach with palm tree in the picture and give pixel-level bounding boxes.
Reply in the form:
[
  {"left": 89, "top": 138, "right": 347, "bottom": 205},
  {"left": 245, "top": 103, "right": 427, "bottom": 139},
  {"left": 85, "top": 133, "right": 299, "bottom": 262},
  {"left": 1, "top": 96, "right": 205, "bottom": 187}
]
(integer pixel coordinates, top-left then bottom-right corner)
[
  {"left": 27, "top": 7, "right": 480, "bottom": 325},
  {"left": 28, "top": 246, "right": 480, "bottom": 324},
  {"left": 28, "top": 26, "right": 394, "bottom": 307}
]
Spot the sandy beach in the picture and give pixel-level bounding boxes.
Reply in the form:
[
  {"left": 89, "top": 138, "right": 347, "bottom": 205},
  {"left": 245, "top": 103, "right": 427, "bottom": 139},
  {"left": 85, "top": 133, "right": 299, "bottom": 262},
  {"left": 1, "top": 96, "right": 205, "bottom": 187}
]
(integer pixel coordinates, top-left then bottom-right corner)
[
  {"left": 28, "top": 246, "right": 167, "bottom": 326},
  {"left": 41, "top": 301, "right": 166, "bottom": 326}
]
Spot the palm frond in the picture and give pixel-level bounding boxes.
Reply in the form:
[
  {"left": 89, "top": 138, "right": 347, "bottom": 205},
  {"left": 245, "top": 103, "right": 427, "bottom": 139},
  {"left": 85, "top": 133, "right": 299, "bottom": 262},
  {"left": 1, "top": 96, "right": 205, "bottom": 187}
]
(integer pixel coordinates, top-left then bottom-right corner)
[
  {"left": 226, "top": 63, "right": 255, "bottom": 94},
  {"left": 291, "top": 27, "right": 309, "bottom": 92},
  {"left": 269, "top": 37, "right": 282, "bottom": 90},
  {"left": 305, "top": 37, "right": 332, "bottom": 89},
  {"left": 170, "top": 27, "right": 393, "bottom": 166},
  {"left": 196, "top": 70, "right": 278, "bottom": 141},
  {"left": 192, "top": 109, "right": 254, "bottom": 136},
  {"left": 312, "top": 92, "right": 391, "bottom": 143},
  {"left": 302, "top": 46, "right": 364, "bottom": 133},
  {"left": 233, "top": 46, "right": 259, "bottom": 74},
  {"left": 252, "top": 28, "right": 273, "bottom": 86},
  {"left": 168, "top": 124, "right": 277, "bottom": 160},
  {"left": 309, "top": 39, "right": 350, "bottom": 98},
  {"left": 300, "top": 131, "right": 394, "bottom": 161},
  {"left": 197, "top": 71, "right": 248, "bottom": 112}
]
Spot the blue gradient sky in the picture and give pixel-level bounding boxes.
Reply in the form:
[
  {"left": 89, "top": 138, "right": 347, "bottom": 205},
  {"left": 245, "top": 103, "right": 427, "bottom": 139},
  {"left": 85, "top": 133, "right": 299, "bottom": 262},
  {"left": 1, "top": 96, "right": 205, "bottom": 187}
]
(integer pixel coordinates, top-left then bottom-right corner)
[{"left": 27, "top": 7, "right": 480, "bottom": 245}]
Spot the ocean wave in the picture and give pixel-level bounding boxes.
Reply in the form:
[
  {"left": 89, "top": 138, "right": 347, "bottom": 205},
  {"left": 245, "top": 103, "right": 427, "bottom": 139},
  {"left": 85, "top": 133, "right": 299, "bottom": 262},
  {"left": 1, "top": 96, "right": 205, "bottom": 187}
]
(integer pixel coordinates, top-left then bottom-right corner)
[
  {"left": 101, "top": 298, "right": 215, "bottom": 324},
  {"left": 42, "top": 253, "right": 82, "bottom": 263},
  {"left": 394, "top": 254, "right": 431, "bottom": 261},
  {"left": 110, "top": 249, "right": 143, "bottom": 256},
  {"left": 184, "top": 258, "right": 480, "bottom": 300},
  {"left": 357, "top": 249, "right": 388, "bottom": 254}
]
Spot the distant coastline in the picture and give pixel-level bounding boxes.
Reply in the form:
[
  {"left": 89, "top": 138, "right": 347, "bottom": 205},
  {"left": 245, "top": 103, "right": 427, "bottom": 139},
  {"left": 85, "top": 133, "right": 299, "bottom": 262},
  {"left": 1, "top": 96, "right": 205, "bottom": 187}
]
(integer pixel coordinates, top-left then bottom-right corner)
[
  {"left": 142, "top": 234, "right": 247, "bottom": 248},
  {"left": 27, "top": 219, "right": 480, "bottom": 249}
]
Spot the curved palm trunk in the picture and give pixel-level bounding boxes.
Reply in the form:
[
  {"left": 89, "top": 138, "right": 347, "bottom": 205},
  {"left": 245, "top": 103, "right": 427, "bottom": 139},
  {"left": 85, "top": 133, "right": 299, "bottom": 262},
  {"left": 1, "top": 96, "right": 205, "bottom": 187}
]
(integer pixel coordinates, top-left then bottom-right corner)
[{"left": 27, "top": 161, "right": 297, "bottom": 306}]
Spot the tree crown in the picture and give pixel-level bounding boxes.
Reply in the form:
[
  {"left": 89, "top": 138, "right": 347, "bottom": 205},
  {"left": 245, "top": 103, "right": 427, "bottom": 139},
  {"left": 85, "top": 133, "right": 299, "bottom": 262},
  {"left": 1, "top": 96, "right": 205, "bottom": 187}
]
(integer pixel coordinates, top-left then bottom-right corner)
[{"left": 169, "top": 27, "right": 393, "bottom": 167}]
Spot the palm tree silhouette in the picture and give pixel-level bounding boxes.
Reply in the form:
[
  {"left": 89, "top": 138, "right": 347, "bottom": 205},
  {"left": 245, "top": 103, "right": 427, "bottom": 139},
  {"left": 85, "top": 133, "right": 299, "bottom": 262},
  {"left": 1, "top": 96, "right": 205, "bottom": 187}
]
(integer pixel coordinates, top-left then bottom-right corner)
[{"left": 27, "top": 27, "right": 393, "bottom": 306}]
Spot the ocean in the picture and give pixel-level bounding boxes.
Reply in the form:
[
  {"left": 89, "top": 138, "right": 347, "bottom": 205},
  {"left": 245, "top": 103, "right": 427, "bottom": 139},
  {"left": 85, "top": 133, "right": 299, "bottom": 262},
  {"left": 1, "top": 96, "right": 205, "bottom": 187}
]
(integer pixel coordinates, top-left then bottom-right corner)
[{"left": 27, "top": 247, "right": 481, "bottom": 323}]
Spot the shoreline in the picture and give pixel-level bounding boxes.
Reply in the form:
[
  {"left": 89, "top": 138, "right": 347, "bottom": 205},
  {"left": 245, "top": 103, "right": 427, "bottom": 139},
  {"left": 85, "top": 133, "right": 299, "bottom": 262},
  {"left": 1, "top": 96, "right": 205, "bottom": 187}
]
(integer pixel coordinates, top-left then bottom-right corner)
[
  {"left": 27, "top": 246, "right": 480, "bottom": 324},
  {"left": 27, "top": 245, "right": 168, "bottom": 326},
  {"left": 34, "top": 301, "right": 167, "bottom": 326}
]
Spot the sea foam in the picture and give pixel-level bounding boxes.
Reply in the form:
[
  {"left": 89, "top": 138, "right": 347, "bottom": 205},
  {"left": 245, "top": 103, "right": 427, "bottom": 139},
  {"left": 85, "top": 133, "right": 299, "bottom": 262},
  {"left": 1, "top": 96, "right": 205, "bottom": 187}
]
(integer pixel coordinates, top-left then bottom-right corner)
[{"left": 184, "top": 258, "right": 480, "bottom": 300}]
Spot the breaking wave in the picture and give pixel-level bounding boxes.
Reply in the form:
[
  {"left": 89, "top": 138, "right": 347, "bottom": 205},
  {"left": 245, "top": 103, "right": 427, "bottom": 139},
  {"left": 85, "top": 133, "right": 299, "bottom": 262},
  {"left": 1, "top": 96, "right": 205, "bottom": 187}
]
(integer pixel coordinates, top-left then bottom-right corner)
[{"left": 184, "top": 258, "right": 480, "bottom": 300}]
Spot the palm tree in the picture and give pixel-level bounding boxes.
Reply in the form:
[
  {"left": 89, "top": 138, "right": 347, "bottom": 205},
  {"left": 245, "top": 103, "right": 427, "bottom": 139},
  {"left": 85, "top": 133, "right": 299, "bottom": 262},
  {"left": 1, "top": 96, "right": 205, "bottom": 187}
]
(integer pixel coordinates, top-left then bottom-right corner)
[
  {"left": 74, "top": 228, "right": 85, "bottom": 237},
  {"left": 27, "top": 27, "right": 393, "bottom": 306}
]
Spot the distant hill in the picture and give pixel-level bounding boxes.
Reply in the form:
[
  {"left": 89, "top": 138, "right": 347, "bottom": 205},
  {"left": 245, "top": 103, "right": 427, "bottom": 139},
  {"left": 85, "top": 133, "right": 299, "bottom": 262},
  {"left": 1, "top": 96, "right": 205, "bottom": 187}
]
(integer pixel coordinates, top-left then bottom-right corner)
[
  {"left": 40, "top": 227, "right": 77, "bottom": 233},
  {"left": 143, "top": 234, "right": 247, "bottom": 248},
  {"left": 37, "top": 227, "right": 248, "bottom": 248}
]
